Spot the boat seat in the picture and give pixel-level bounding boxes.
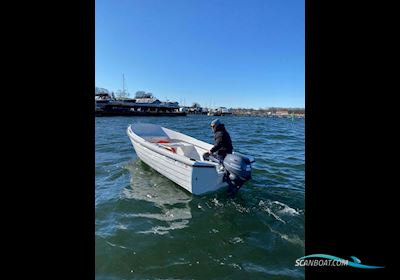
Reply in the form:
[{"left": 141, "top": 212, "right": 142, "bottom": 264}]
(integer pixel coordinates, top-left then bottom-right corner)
[{"left": 176, "top": 145, "right": 201, "bottom": 160}]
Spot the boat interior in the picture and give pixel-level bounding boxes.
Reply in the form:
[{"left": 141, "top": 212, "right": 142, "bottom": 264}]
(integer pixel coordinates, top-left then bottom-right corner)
[
  {"left": 130, "top": 124, "right": 218, "bottom": 163},
  {"left": 147, "top": 136, "right": 209, "bottom": 162}
]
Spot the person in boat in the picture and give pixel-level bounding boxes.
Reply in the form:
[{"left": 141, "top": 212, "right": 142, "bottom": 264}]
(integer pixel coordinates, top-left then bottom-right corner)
[{"left": 209, "top": 119, "right": 233, "bottom": 162}]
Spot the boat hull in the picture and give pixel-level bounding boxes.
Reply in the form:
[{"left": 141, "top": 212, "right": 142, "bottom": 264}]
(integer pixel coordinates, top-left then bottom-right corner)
[{"left": 127, "top": 126, "right": 227, "bottom": 195}]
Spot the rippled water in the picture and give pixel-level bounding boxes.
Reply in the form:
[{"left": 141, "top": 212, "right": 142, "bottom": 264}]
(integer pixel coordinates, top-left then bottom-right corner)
[{"left": 95, "top": 115, "right": 305, "bottom": 279}]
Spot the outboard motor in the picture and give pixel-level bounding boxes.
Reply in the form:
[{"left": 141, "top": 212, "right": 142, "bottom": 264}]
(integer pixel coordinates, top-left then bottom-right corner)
[{"left": 223, "top": 153, "right": 253, "bottom": 196}]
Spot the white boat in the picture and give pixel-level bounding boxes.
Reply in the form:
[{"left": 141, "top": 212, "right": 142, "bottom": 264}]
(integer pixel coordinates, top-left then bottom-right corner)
[{"left": 127, "top": 123, "right": 254, "bottom": 195}]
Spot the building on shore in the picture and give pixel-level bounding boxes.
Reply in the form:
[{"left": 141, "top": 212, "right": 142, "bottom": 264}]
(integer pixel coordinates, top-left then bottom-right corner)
[
  {"left": 95, "top": 93, "right": 186, "bottom": 117},
  {"left": 219, "top": 107, "right": 232, "bottom": 115},
  {"left": 207, "top": 107, "right": 232, "bottom": 116},
  {"left": 184, "top": 106, "right": 209, "bottom": 115},
  {"left": 275, "top": 109, "right": 289, "bottom": 116}
]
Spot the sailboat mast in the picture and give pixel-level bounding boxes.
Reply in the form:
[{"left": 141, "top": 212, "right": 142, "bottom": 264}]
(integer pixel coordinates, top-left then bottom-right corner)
[{"left": 122, "top": 74, "right": 125, "bottom": 93}]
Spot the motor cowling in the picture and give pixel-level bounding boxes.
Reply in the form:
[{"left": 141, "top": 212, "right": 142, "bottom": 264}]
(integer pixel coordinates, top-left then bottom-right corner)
[{"left": 223, "top": 153, "right": 252, "bottom": 194}]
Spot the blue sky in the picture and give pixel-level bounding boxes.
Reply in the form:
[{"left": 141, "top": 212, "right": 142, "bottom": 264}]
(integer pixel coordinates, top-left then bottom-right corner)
[{"left": 96, "top": 0, "right": 304, "bottom": 108}]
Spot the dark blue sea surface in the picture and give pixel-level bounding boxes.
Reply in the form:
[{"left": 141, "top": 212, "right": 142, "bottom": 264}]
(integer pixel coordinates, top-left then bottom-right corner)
[{"left": 96, "top": 115, "right": 305, "bottom": 279}]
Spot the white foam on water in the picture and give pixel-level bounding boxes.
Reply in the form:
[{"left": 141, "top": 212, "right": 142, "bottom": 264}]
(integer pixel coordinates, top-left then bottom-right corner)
[
  {"left": 229, "top": 237, "right": 244, "bottom": 244},
  {"left": 211, "top": 198, "right": 223, "bottom": 207},
  {"left": 208, "top": 255, "right": 221, "bottom": 264},
  {"left": 127, "top": 207, "right": 191, "bottom": 222},
  {"left": 170, "top": 260, "right": 191, "bottom": 266},
  {"left": 229, "top": 263, "right": 242, "bottom": 270},
  {"left": 231, "top": 201, "right": 250, "bottom": 213},
  {"left": 122, "top": 170, "right": 192, "bottom": 206},
  {"left": 279, "top": 233, "right": 304, "bottom": 247},
  {"left": 269, "top": 227, "right": 305, "bottom": 247},
  {"left": 106, "top": 241, "right": 116, "bottom": 247},
  {"left": 105, "top": 241, "right": 136, "bottom": 252},
  {"left": 258, "top": 200, "right": 286, "bottom": 224},
  {"left": 273, "top": 201, "right": 300, "bottom": 216},
  {"left": 115, "top": 224, "right": 127, "bottom": 230},
  {"left": 138, "top": 220, "right": 190, "bottom": 235}
]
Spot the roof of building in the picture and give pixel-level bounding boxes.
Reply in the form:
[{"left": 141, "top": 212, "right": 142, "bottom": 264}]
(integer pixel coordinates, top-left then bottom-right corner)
[{"left": 135, "top": 98, "right": 161, "bottom": 104}]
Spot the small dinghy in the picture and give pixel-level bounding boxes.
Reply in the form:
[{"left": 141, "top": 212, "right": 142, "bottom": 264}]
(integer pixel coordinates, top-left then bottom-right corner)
[{"left": 127, "top": 123, "right": 254, "bottom": 195}]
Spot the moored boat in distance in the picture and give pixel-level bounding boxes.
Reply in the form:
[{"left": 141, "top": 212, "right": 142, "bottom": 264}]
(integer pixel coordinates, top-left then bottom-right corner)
[
  {"left": 95, "top": 93, "right": 186, "bottom": 117},
  {"left": 219, "top": 107, "right": 232, "bottom": 116},
  {"left": 127, "top": 123, "right": 254, "bottom": 195},
  {"left": 207, "top": 107, "right": 232, "bottom": 116}
]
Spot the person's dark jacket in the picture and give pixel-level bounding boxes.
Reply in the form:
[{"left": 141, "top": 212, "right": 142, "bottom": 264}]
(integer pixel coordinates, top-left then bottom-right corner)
[{"left": 210, "top": 124, "right": 233, "bottom": 157}]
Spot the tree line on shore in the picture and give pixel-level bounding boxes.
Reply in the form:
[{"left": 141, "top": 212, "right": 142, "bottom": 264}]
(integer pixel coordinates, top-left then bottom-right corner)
[{"left": 231, "top": 107, "right": 305, "bottom": 114}]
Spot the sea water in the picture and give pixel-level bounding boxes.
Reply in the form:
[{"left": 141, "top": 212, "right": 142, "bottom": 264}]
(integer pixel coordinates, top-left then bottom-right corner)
[{"left": 95, "top": 115, "right": 305, "bottom": 279}]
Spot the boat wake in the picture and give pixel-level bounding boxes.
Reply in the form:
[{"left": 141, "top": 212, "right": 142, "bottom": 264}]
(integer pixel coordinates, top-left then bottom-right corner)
[
  {"left": 258, "top": 200, "right": 303, "bottom": 224},
  {"left": 121, "top": 160, "right": 193, "bottom": 235}
]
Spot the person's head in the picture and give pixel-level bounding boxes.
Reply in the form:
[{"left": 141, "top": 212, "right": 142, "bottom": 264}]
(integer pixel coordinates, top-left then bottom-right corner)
[{"left": 210, "top": 119, "right": 221, "bottom": 132}]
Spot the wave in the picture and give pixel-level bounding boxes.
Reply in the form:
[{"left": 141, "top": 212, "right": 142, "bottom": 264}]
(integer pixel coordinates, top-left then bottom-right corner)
[{"left": 242, "top": 263, "right": 304, "bottom": 278}]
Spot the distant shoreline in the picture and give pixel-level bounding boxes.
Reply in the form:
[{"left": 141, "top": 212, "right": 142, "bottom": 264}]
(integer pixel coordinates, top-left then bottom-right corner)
[
  {"left": 95, "top": 90, "right": 304, "bottom": 118},
  {"left": 186, "top": 108, "right": 305, "bottom": 118},
  {"left": 185, "top": 113, "right": 305, "bottom": 118}
]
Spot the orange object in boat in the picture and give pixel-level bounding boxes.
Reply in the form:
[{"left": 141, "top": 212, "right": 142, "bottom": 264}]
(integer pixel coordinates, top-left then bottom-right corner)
[
  {"left": 157, "top": 140, "right": 176, "bottom": 153},
  {"left": 166, "top": 147, "right": 177, "bottom": 153}
]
